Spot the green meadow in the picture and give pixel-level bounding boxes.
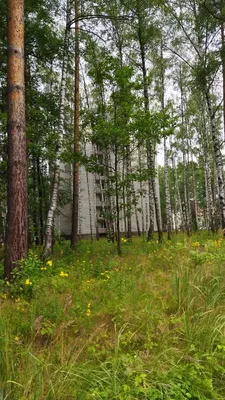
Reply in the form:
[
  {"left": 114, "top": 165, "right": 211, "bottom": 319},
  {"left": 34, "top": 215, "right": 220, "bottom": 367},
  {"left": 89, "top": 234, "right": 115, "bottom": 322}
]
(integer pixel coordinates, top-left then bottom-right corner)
[{"left": 1, "top": 232, "right": 225, "bottom": 399}]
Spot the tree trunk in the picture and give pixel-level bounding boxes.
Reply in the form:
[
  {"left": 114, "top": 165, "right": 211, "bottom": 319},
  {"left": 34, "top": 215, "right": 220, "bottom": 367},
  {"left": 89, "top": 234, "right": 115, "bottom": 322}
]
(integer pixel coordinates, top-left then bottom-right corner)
[
  {"left": 164, "top": 138, "right": 172, "bottom": 239},
  {"left": 115, "top": 148, "right": 121, "bottom": 255},
  {"left": 221, "top": 21, "right": 225, "bottom": 141},
  {"left": 42, "top": 0, "right": 71, "bottom": 257},
  {"left": 37, "top": 157, "right": 44, "bottom": 244},
  {"left": 137, "top": 8, "right": 162, "bottom": 241},
  {"left": 71, "top": 0, "right": 80, "bottom": 247},
  {"left": 202, "top": 118, "right": 216, "bottom": 232},
  {"left": 138, "top": 147, "right": 145, "bottom": 234},
  {"left": 206, "top": 92, "right": 225, "bottom": 228},
  {"left": 171, "top": 148, "right": 184, "bottom": 232},
  {"left": 4, "top": 0, "right": 27, "bottom": 279}
]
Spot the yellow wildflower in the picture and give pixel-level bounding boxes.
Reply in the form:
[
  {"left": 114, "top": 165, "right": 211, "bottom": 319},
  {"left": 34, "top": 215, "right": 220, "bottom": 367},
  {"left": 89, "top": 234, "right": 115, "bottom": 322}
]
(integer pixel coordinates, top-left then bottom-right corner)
[
  {"left": 40, "top": 267, "right": 47, "bottom": 271},
  {"left": 192, "top": 242, "right": 200, "bottom": 247},
  {"left": 2, "top": 293, "right": 7, "bottom": 299},
  {"left": 14, "top": 336, "right": 19, "bottom": 341},
  {"left": 86, "top": 303, "right": 91, "bottom": 316},
  {"left": 25, "top": 279, "right": 32, "bottom": 285},
  {"left": 59, "top": 271, "right": 68, "bottom": 277},
  {"left": 46, "top": 260, "right": 53, "bottom": 267}
]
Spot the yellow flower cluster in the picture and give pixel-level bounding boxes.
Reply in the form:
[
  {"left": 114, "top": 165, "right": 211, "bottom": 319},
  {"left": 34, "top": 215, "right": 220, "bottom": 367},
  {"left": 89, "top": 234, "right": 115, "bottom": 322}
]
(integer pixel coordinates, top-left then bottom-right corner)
[
  {"left": 121, "top": 238, "right": 127, "bottom": 243},
  {"left": 192, "top": 242, "right": 201, "bottom": 247},
  {"left": 46, "top": 260, "right": 53, "bottom": 267},
  {"left": 25, "top": 279, "right": 32, "bottom": 285},
  {"left": 40, "top": 267, "right": 47, "bottom": 271},
  {"left": 59, "top": 271, "right": 68, "bottom": 277},
  {"left": 86, "top": 303, "right": 91, "bottom": 316}
]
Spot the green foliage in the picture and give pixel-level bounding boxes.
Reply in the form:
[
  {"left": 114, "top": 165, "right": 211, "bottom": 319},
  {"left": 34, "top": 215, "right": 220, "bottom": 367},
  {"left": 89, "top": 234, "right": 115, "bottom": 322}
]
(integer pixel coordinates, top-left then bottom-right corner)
[{"left": 1, "top": 233, "right": 225, "bottom": 398}]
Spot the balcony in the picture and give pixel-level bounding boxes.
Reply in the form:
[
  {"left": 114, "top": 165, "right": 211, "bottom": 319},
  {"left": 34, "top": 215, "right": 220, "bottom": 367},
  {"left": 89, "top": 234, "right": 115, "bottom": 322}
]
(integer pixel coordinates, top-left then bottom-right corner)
[{"left": 98, "top": 227, "right": 107, "bottom": 234}]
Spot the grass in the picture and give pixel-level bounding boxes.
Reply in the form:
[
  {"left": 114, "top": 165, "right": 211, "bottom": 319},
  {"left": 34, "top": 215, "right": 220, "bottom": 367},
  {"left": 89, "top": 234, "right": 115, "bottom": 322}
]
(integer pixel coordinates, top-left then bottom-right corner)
[{"left": 1, "top": 232, "right": 225, "bottom": 398}]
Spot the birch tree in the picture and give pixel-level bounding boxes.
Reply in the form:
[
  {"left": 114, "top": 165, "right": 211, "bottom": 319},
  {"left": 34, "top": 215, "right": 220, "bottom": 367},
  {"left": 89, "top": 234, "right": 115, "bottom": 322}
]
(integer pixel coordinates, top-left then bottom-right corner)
[{"left": 42, "top": 0, "right": 72, "bottom": 258}]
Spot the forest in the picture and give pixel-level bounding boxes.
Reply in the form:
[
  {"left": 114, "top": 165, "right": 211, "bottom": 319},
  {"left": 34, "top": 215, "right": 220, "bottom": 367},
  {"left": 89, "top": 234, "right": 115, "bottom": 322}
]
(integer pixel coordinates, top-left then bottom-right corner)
[{"left": 1, "top": 0, "right": 225, "bottom": 399}]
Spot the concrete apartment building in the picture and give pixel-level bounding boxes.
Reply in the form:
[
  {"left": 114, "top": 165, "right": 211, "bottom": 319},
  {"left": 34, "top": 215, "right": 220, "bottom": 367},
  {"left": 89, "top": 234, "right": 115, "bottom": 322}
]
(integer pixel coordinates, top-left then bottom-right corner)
[{"left": 55, "top": 142, "right": 160, "bottom": 238}]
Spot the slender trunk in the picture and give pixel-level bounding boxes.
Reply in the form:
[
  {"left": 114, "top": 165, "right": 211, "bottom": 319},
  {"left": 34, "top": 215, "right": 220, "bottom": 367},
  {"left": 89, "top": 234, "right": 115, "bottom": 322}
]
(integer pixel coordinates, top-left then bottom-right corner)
[
  {"left": 152, "top": 158, "right": 163, "bottom": 243},
  {"left": 122, "top": 156, "right": 127, "bottom": 235},
  {"left": 160, "top": 40, "right": 172, "bottom": 239},
  {"left": 42, "top": 169, "right": 59, "bottom": 258},
  {"left": 138, "top": 147, "right": 145, "bottom": 234},
  {"left": 4, "top": 0, "right": 27, "bottom": 279},
  {"left": 132, "top": 182, "right": 141, "bottom": 236},
  {"left": 71, "top": 0, "right": 80, "bottom": 247},
  {"left": 42, "top": 1, "right": 71, "bottom": 257},
  {"left": 147, "top": 147, "right": 155, "bottom": 241},
  {"left": 221, "top": 22, "right": 225, "bottom": 141},
  {"left": 37, "top": 157, "right": 44, "bottom": 244},
  {"left": 164, "top": 138, "right": 172, "bottom": 239},
  {"left": 85, "top": 144, "right": 93, "bottom": 240},
  {"left": 32, "top": 158, "right": 40, "bottom": 244},
  {"left": 0, "top": 200, "right": 5, "bottom": 244},
  {"left": 202, "top": 127, "right": 216, "bottom": 232},
  {"left": 180, "top": 76, "right": 191, "bottom": 236},
  {"left": 172, "top": 152, "right": 183, "bottom": 232},
  {"left": 137, "top": 9, "right": 162, "bottom": 241},
  {"left": 213, "top": 159, "right": 221, "bottom": 230},
  {"left": 115, "top": 148, "right": 121, "bottom": 255},
  {"left": 92, "top": 144, "right": 99, "bottom": 240},
  {"left": 126, "top": 146, "right": 132, "bottom": 240},
  {"left": 206, "top": 92, "right": 225, "bottom": 228},
  {"left": 190, "top": 152, "right": 198, "bottom": 231}
]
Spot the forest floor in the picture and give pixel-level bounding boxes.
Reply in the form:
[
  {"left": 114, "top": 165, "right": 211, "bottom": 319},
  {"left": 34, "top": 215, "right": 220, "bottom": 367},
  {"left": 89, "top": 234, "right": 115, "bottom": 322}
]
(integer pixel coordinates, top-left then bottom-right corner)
[{"left": 1, "top": 232, "right": 225, "bottom": 399}]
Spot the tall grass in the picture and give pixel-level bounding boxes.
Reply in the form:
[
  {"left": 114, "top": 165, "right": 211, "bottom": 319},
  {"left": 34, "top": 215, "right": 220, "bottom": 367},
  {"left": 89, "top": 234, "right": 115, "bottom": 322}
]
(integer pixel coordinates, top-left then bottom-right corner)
[{"left": 1, "top": 232, "right": 225, "bottom": 398}]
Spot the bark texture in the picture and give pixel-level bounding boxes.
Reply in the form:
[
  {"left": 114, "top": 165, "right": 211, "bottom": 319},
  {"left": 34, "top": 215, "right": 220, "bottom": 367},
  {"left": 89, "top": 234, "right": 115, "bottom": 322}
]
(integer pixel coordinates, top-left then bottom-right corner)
[
  {"left": 71, "top": 0, "right": 80, "bottom": 247},
  {"left": 4, "top": 0, "right": 27, "bottom": 279},
  {"left": 206, "top": 92, "right": 225, "bottom": 228},
  {"left": 42, "top": 0, "right": 71, "bottom": 258}
]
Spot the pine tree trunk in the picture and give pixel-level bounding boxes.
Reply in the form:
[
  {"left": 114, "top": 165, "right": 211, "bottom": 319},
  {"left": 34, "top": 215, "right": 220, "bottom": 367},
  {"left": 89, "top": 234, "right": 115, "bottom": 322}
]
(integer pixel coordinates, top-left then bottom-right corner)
[{"left": 4, "top": 0, "right": 27, "bottom": 279}]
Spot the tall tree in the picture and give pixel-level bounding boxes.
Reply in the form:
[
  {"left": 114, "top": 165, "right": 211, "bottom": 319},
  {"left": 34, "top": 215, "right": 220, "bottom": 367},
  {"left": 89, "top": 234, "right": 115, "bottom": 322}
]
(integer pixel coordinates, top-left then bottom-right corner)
[
  {"left": 71, "top": 0, "right": 80, "bottom": 248},
  {"left": 4, "top": 0, "right": 27, "bottom": 279},
  {"left": 42, "top": 0, "right": 72, "bottom": 258}
]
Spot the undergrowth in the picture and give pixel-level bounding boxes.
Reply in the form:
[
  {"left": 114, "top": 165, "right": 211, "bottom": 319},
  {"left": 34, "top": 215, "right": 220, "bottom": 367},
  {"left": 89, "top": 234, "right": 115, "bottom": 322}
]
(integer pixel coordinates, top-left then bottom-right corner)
[{"left": 1, "top": 232, "right": 225, "bottom": 399}]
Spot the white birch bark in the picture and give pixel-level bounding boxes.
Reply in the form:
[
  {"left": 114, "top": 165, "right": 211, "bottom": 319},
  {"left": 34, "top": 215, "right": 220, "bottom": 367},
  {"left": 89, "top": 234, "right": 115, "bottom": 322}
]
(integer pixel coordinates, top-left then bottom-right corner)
[
  {"left": 84, "top": 142, "right": 93, "bottom": 240},
  {"left": 42, "top": 0, "right": 71, "bottom": 258},
  {"left": 206, "top": 92, "right": 225, "bottom": 228},
  {"left": 202, "top": 125, "right": 216, "bottom": 232},
  {"left": 164, "top": 137, "right": 172, "bottom": 239}
]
